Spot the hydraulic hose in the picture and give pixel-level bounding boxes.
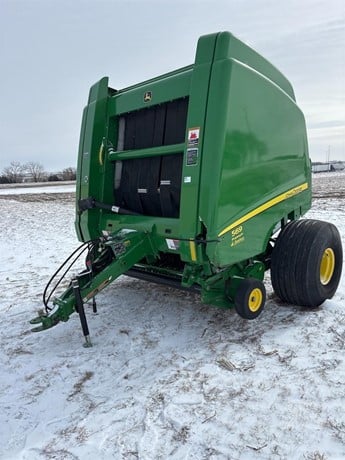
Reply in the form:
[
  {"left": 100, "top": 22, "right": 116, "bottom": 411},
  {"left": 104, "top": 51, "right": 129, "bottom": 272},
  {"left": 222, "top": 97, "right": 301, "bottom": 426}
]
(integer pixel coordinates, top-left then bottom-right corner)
[
  {"left": 42, "top": 239, "right": 99, "bottom": 312},
  {"left": 78, "top": 197, "right": 140, "bottom": 216}
]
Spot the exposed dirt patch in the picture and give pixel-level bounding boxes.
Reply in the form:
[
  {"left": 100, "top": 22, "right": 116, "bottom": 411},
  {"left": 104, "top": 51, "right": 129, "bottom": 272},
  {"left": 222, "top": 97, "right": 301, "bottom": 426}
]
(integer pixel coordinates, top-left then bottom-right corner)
[
  {"left": 312, "top": 172, "right": 345, "bottom": 199},
  {"left": 0, "top": 192, "right": 74, "bottom": 203}
]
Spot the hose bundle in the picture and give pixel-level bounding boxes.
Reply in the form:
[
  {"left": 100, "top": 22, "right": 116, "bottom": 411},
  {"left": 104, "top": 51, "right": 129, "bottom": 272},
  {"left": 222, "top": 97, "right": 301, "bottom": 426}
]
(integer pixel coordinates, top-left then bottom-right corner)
[{"left": 42, "top": 239, "right": 100, "bottom": 313}]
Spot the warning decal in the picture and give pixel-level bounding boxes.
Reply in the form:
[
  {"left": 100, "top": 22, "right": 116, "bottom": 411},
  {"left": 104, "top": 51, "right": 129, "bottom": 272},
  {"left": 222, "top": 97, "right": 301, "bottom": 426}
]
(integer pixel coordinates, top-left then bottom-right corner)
[
  {"left": 187, "top": 127, "right": 200, "bottom": 146},
  {"left": 166, "top": 239, "right": 180, "bottom": 250}
]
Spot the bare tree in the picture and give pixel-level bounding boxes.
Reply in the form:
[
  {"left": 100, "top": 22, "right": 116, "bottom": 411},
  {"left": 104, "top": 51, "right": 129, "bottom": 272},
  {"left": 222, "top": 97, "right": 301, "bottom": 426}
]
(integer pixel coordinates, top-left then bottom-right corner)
[
  {"left": 0, "top": 175, "right": 10, "bottom": 184},
  {"left": 2, "top": 161, "right": 25, "bottom": 183},
  {"left": 62, "top": 167, "right": 76, "bottom": 181},
  {"left": 25, "top": 162, "right": 46, "bottom": 182}
]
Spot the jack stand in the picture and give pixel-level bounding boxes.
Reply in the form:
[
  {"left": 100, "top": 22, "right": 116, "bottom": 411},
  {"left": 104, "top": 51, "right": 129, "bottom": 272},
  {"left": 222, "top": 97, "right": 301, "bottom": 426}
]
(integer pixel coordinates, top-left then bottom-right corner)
[{"left": 72, "top": 278, "right": 93, "bottom": 348}]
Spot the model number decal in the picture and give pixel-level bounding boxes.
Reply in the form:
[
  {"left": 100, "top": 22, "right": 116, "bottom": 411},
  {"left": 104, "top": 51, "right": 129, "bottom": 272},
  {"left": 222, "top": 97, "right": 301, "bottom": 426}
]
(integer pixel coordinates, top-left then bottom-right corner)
[
  {"left": 231, "top": 225, "right": 245, "bottom": 247},
  {"left": 231, "top": 225, "right": 243, "bottom": 236}
]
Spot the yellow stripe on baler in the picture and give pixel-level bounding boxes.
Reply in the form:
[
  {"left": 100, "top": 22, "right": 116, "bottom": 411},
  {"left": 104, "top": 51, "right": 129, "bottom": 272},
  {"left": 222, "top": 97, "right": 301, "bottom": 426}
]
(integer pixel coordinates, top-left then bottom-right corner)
[
  {"left": 218, "top": 182, "right": 309, "bottom": 237},
  {"left": 98, "top": 141, "right": 104, "bottom": 166},
  {"left": 189, "top": 240, "right": 197, "bottom": 261}
]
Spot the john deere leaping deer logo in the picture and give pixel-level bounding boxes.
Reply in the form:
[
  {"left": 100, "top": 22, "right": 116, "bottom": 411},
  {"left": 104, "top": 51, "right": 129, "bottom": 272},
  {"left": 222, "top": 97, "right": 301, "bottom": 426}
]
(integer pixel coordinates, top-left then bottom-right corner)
[{"left": 144, "top": 91, "right": 152, "bottom": 102}]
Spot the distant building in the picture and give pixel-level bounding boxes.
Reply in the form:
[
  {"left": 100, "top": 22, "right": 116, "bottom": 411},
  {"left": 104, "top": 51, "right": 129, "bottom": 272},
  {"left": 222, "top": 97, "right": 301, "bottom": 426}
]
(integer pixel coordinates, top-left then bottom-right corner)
[
  {"left": 312, "top": 163, "right": 330, "bottom": 173},
  {"left": 22, "top": 172, "right": 35, "bottom": 183},
  {"left": 312, "top": 161, "right": 345, "bottom": 173},
  {"left": 330, "top": 162, "right": 345, "bottom": 172}
]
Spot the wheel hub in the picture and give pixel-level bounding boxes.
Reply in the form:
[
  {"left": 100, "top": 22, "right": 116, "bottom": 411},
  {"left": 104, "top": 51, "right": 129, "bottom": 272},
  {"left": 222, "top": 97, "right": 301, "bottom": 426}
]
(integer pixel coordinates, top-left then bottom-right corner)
[
  {"left": 248, "top": 288, "right": 262, "bottom": 312},
  {"left": 320, "top": 247, "right": 335, "bottom": 285}
]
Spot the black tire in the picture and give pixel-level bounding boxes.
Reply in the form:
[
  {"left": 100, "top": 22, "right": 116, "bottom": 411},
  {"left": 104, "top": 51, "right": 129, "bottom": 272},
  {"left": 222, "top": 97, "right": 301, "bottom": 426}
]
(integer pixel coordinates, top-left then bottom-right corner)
[
  {"left": 271, "top": 219, "right": 343, "bottom": 307},
  {"left": 234, "top": 278, "right": 266, "bottom": 319}
]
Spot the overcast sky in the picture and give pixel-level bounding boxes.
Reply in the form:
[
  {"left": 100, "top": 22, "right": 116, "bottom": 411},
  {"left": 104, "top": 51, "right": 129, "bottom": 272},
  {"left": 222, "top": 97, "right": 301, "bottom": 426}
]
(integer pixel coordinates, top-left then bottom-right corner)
[{"left": 0, "top": 0, "right": 344, "bottom": 171}]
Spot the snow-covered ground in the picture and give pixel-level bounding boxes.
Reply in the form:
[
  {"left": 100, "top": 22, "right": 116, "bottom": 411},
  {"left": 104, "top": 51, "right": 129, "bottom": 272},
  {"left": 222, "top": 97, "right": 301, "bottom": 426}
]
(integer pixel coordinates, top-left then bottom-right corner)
[{"left": 0, "top": 174, "right": 344, "bottom": 460}]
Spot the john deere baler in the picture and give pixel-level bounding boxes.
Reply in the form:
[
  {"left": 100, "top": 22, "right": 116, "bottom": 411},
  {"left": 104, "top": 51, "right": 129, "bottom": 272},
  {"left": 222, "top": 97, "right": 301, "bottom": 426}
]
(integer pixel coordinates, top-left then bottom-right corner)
[{"left": 31, "top": 32, "right": 343, "bottom": 345}]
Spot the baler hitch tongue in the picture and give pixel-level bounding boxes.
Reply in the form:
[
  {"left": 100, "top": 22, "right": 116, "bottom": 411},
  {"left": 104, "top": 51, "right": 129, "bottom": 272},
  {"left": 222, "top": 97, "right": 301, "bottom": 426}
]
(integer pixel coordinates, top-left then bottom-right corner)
[
  {"left": 29, "top": 286, "right": 92, "bottom": 346},
  {"left": 29, "top": 310, "right": 60, "bottom": 332},
  {"left": 30, "top": 230, "right": 156, "bottom": 345}
]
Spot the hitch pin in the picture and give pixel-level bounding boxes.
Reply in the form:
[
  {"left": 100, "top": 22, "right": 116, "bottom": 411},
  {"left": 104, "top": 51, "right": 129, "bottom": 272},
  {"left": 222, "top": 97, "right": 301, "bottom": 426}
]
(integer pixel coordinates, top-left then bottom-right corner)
[{"left": 72, "top": 278, "right": 92, "bottom": 348}]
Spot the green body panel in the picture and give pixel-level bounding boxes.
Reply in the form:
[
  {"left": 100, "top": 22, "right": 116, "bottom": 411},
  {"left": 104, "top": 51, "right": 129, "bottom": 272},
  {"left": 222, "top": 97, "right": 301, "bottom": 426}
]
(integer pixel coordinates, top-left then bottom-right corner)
[
  {"left": 76, "top": 77, "right": 110, "bottom": 241},
  {"left": 70, "top": 31, "right": 311, "bottom": 311},
  {"left": 200, "top": 45, "right": 311, "bottom": 266}
]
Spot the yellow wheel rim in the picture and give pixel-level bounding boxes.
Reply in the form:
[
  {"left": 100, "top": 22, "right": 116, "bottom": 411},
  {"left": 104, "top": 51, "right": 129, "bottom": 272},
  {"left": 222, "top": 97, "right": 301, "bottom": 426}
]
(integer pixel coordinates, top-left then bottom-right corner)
[
  {"left": 248, "top": 288, "right": 263, "bottom": 312},
  {"left": 320, "top": 248, "right": 335, "bottom": 285}
]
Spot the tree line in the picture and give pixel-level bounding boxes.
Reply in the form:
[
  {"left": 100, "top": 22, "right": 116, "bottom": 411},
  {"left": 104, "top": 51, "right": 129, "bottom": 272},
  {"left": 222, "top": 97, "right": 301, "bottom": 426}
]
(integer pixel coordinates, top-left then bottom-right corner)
[{"left": 0, "top": 161, "right": 76, "bottom": 184}]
